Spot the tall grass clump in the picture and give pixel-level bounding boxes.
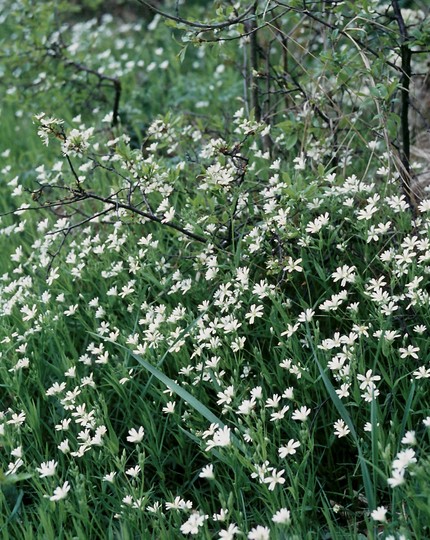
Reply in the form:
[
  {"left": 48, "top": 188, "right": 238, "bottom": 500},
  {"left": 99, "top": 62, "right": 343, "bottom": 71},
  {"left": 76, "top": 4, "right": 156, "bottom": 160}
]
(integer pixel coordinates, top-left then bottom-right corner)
[{"left": 1, "top": 0, "right": 430, "bottom": 538}]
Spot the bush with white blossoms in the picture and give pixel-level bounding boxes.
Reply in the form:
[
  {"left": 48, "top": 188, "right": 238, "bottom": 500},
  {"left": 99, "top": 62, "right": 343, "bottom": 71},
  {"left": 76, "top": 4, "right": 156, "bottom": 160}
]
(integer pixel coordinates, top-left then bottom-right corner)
[{"left": 1, "top": 0, "right": 430, "bottom": 538}]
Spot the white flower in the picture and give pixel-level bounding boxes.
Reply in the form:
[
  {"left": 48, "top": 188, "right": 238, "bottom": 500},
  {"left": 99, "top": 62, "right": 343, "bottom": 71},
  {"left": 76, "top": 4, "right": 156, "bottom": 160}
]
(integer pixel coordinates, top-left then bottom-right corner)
[
  {"left": 371, "top": 506, "right": 387, "bottom": 522},
  {"left": 248, "top": 525, "right": 270, "bottom": 540},
  {"left": 231, "top": 336, "right": 246, "bottom": 351},
  {"left": 331, "top": 265, "right": 356, "bottom": 287},
  {"left": 264, "top": 468, "right": 285, "bottom": 490},
  {"left": 250, "top": 386, "right": 263, "bottom": 400},
  {"left": 218, "top": 523, "right": 241, "bottom": 539},
  {"left": 245, "top": 304, "right": 264, "bottom": 324},
  {"left": 7, "top": 412, "right": 26, "bottom": 426},
  {"left": 387, "top": 468, "right": 405, "bottom": 488},
  {"left": 47, "top": 481, "right": 71, "bottom": 502},
  {"left": 281, "top": 323, "right": 299, "bottom": 337},
  {"left": 103, "top": 472, "right": 117, "bottom": 483},
  {"left": 335, "top": 383, "right": 351, "bottom": 399},
  {"left": 64, "top": 304, "right": 78, "bottom": 316},
  {"left": 237, "top": 398, "right": 257, "bottom": 415},
  {"left": 11, "top": 447, "right": 22, "bottom": 458},
  {"left": 213, "top": 508, "right": 229, "bottom": 522},
  {"left": 357, "top": 204, "right": 378, "bottom": 221},
  {"left": 356, "top": 369, "right": 381, "bottom": 390},
  {"left": 206, "top": 426, "right": 231, "bottom": 451},
  {"left": 270, "top": 405, "right": 289, "bottom": 421},
  {"left": 401, "top": 430, "right": 416, "bottom": 445},
  {"left": 278, "top": 439, "right": 301, "bottom": 458},
  {"left": 180, "top": 512, "right": 207, "bottom": 535},
  {"left": 361, "top": 387, "right": 380, "bottom": 402},
  {"left": 61, "top": 126, "right": 94, "bottom": 156},
  {"left": 418, "top": 199, "right": 430, "bottom": 212},
  {"left": 251, "top": 461, "right": 270, "bottom": 483},
  {"left": 305, "top": 212, "right": 329, "bottom": 234},
  {"left": 297, "top": 309, "right": 314, "bottom": 322},
  {"left": 36, "top": 460, "right": 58, "bottom": 478},
  {"left": 162, "top": 206, "right": 175, "bottom": 223},
  {"left": 126, "top": 426, "right": 145, "bottom": 443},
  {"left": 282, "top": 387, "right": 294, "bottom": 400},
  {"left": 6, "top": 459, "right": 24, "bottom": 475},
  {"left": 199, "top": 464, "right": 215, "bottom": 479},
  {"left": 126, "top": 465, "right": 141, "bottom": 478},
  {"left": 413, "top": 325, "right": 427, "bottom": 334},
  {"left": 20, "top": 304, "right": 37, "bottom": 321},
  {"left": 283, "top": 257, "right": 303, "bottom": 273},
  {"left": 165, "top": 496, "right": 193, "bottom": 511},
  {"left": 293, "top": 154, "right": 305, "bottom": 170},
  {"left": 265, "top": 395, "right": 281, "bottom": 408},
  {"left": 292, "top": 406, "right": 311, "bottom": 422},
  {"left": 163, "top": 401, "right": 176, "bottom": 414},
  {"left": 58, "top": 440, "right": 70, "bottom": 454},
  {"left": 272, "top": 507, "right": 291, "bottom": 524},
  {"left": 399, "top": 345, "right": 420, "bottom": 359},
  {"left": 413, "top": 366, "right": 430, "bottom": 379},
  {"left": 364, "top": 422, "right": 380, "bottom": 433},
  {"left": 146, "top": 501, "right": 162, "bottom": 513},
  {"left": 392, "top": 448, "right": 417, "bottom": 471},
  {"left": 122, "top": 495, "right": 133, "bottom": 506},
  {"left": 333, "top": 419, "right": 350, "bottom": 438}
]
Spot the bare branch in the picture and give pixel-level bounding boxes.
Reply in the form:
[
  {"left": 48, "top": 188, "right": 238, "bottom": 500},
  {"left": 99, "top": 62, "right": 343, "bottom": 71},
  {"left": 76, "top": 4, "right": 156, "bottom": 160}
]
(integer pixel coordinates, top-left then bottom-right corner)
[
  {"left": 391, "top": 0, "right": 413, "bottom": 206},
  {"left": 63, "top": 60, "right": 122, "bottom": 127},
  {"left": 45, "top": 207, "right": 114, "bottom": 236},
  {"left": 48, "top": 36, "right": 122, "bottom": 127},
  {"left": 245, "top": 1, "right": 261, "bottom": 121},
  {"left": 275, "top": 1, "right": 401, "bottom": 72},
  {"left": 137, "top": 0, "right": 255, "bottom": 30},
  {"left": 82, "top": 191, "right": 209, "bottom": 245}
]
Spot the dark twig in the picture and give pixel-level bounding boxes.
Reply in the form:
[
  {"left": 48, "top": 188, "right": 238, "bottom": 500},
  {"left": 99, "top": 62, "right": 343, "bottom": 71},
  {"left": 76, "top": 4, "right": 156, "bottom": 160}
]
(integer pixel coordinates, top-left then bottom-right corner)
[
  {"left": 82, "top": 191, "right": 209, "bottom": 245},
  {"left": 245, "top": 1, "right": 261, "bottom": 122},
  {"left": 276, "top": 1, "right": 401, "bottom": 72},
  {"left": 46, "top": 207, "right": 114, "bottom": 236},
  {"left": 186, "top": 9, "right": 288, "bottom": 44},
  {"left": 64, "top": 59, "right": 122, "bottom": 127},
  {"left": 391, "top": 0, "right": 412, "bottom": 205},
  {"left": 46, "top": 230, "right": 70, "bottom": 274},
  {"left": 0, "top": 196, "right": 88, "bottom": 217},
  {"left": 137, "top": 0, "right": 254, "bottom": 30},
  {"left": 65, "top": 155, "right": 85, "bottom": 192},
  {"left": 60, "top": 154, "right": 210, "bottom": 244}
]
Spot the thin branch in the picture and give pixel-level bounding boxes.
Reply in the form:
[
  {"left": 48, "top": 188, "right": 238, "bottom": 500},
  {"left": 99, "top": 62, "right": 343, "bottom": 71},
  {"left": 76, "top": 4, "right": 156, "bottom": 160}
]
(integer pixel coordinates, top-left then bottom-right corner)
[
  {"left": 65, "top": 155, "right": 85, "bottom": 192},
  {"left": 186, "top": 9, "right": 288, "bottom": 44},
  {"left": 275, "top": 1, "right": 401, "bottom": 72},
  {"left": 137, "top": 0, "right": 255, "bottom": 30},
  {"left": 63, "top": 59, "right": 122, "bottom": 127},
  {"left": 391, "top": 0, "right": 412, "bottom": 205},
  {"left": 45, "top": 207, "right": 114, "bottom": 236},
  {"left": 0, "top": 196, "right": 87, "bottom": 218},
  {"left": 82, "top": 192, "right": 209, "bottom": 245},
  {"left": 46, "top": 230, "right": 70, "bottom": 274},
  {"left": 245, "top": 1, "right": 261, "bottom": 121},
  {"left": 48, "top": 35, "right": 122, "bottom": 127}
]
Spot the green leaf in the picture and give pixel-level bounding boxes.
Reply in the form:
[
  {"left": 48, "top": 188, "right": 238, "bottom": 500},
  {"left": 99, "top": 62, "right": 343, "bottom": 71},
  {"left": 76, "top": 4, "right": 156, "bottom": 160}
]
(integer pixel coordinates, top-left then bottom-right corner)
[
  {"left": 126, "top": 348, "right": 226, "bottom": 428},
  {"left": 284, "top": 133, "right": 298, "bottom": 150},
  {"left": 177, "top": 44, "right": 188, "bottom": 63}
]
